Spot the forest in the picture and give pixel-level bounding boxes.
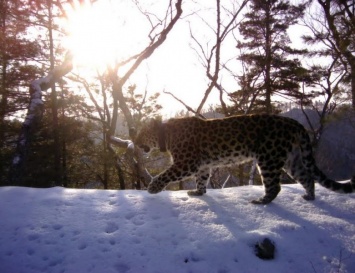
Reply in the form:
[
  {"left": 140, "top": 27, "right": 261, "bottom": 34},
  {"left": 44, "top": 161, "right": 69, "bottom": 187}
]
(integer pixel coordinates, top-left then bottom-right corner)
[{"left": 0, "top": 0, "right": 354, "bottom": 190}]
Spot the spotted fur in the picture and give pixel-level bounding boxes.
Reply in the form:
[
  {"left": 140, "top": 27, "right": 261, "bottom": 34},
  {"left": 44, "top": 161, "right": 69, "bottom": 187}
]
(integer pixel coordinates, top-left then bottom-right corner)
[{"left": 134, "top": 115, "right": 354, "bottom": 204}]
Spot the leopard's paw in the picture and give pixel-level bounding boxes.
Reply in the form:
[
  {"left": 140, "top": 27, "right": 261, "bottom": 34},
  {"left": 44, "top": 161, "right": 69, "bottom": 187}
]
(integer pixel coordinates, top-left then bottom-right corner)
[
  {"left": 251, "top": 198, "right": 272, "bottom": 205},
  {"left": 302, "top": 194, "right": 315, "bottom": 201},
  {"left": 147, "top": 182, "right": 165, "bottom": 194},
  {"left": 187, "top": 190, "right": 204, "bottom": 196}
]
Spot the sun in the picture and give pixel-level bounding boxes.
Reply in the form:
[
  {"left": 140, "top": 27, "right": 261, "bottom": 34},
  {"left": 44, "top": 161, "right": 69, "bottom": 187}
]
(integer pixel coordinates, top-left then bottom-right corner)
[{"left": 63, "top": 0, "right": 146, "bottom": 70}]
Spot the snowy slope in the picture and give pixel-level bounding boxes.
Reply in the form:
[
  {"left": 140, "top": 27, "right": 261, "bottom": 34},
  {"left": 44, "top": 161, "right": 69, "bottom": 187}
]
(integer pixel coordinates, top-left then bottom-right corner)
[{"left": 0, "top": 185, "right": 354, "bottom": 273}]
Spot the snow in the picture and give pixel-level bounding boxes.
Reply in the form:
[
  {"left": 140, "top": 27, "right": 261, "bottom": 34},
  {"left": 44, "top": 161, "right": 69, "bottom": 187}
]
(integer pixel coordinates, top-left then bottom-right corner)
[{"left": 0, "top": 185, "right": 354, "bottom": 273}]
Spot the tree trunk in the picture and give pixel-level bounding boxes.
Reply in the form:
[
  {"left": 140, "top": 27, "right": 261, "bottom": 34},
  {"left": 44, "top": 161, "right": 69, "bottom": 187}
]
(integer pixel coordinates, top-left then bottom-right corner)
[
  {"left": 350, "top": 60, "right": 355, "bottom": 110},
  {"left": 0, "top": 58, "right": 7, "bottom": 149},
  {"left": 102, "top": 130, "right": 109, "bottom": 189},
  {"left": 0, "top": 6, "right": 8, "bottom": 150},
  {"left": 48, "top": 1, "right": 62, "bottom": 186},
  {"left": 264, "top": 1, "right": 272, "bottom": 114},
  {"left": 60, "top": 85, "right": 68, "bottom": 187}
]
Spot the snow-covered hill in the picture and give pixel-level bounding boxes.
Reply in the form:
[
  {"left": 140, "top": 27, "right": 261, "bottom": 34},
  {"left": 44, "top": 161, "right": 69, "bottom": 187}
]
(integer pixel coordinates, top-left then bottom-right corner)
[{"left": 0, "top": 185, "right": 354, "bottom": 273}]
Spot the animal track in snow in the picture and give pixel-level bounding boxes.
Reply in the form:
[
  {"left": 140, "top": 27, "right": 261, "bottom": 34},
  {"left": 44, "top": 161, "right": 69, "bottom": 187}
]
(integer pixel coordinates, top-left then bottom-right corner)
[
  {"left": 132, "top": 218, "right": 145, "bottom": 226},
  {"left": 78, "top": 242, "right": 88, "bottom": 250},
  {"left": 125, "top": 211, "right": 135, "bottom": 220},
  {"left": 27, "top": 234, "right": 39, "bottom": 241},
  {"left": 105, "top": 222, "right": 119, "bottom": 234},
  {"left": 151, "top": 214, "right": 161, "bottom": 220},
  {"left": 184, "top": 252, "right": 204, "bottom": 263},
  {"left": 72, "top": 230, "right": 81, "bottom": 236},
  {"left": 114, "top": 263, "right": 130, "bottom": 273},
  {"left": 48, "top": 257, "right": 64, "bottom": 267},
  {"left": 108, "top": 200, "right": 117, "bottom": 206},
  {"left": 53, "top": 224, "right": 63, "bottom": 230},
  {"left": 125, "top": 212, "right": 146, "bottom": 226}
]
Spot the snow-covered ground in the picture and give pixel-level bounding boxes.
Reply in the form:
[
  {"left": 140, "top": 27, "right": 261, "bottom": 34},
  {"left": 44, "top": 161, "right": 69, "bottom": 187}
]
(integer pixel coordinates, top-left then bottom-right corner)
[{"left": 0, "top": 185, "right": 354, "bottom": 273}]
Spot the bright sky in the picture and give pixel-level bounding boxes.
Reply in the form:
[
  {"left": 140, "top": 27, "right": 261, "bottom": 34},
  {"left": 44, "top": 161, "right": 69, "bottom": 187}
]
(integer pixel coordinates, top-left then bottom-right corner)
[
  {"left": 62, "top": 0, "right": 243, "bottom": 117},
  {"left": 62, "top": 0, "right": 308, "bottom": 118}
]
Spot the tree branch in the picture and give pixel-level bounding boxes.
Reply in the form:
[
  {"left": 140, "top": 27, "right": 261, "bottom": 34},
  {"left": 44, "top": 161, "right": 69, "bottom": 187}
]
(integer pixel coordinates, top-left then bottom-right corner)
[
  {"left": 109, "top": 0, "right": 183, "bottom": 135},
  {"left": 163, "top": 90, "right": 206, "bottom": 118}
]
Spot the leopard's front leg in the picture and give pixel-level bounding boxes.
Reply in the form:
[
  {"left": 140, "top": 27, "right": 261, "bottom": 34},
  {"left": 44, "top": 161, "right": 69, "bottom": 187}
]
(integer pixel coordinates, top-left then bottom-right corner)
[
  {"left": 147, "top": 176, "right": 166, "bottom": 194},
  {"left": 187, "top": 168, "right": 211, "bottom": 196},
  {"left": 147, "top": 165, "right": 195, "bottom": 194}
]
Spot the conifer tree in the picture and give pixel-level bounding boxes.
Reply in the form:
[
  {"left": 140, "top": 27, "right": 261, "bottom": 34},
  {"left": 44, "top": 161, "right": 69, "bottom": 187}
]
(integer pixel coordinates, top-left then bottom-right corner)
[
  {"left": 237, "top": 0, "right": 309, "bottom": 113},
  {"left": 31, "top": 0, "right": 66, "bottom": 186},
  {"left": 0, "top": 0, "right": 41, "bottom": 183}
]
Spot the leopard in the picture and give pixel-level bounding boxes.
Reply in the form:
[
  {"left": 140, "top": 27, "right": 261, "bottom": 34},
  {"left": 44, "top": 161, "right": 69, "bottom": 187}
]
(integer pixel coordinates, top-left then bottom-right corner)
[{"left": 133, "top": 114, "right": 355, "bottom": 204}]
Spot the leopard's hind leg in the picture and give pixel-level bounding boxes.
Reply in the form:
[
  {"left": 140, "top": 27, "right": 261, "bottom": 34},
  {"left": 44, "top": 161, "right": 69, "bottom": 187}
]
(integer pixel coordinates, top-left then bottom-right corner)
[
  {"left": 187, "top": 168, "right": 211, "bottom": 196},
  {"left": 251, "top": 160, "right": 282, "bottom": 204},
  {"left": 285, "top": 149, "right": 315, "bottom": 201}
]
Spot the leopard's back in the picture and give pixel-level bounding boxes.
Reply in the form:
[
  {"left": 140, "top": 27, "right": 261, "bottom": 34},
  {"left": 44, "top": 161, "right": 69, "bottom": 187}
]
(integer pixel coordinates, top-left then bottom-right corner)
[{"left": 166, "top": 115, "right": 303, "bottom": 167}]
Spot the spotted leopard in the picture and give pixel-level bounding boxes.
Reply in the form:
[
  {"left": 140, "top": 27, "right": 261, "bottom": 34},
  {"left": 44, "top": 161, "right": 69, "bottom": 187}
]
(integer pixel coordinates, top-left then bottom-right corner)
[{"left": 134, "top": 115, "right": 354, "bottom": 204}]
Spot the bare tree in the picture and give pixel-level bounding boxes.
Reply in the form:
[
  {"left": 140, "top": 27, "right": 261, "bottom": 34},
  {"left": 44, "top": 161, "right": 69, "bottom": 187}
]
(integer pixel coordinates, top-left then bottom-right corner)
[
  {"left": 162, "top": 0, "right": 248, "bottom": 116},
  {"left": 312, "top": 0, "right": 355, "bottom": 110},
  {"left": 9, "top": 0, "right": 183, "bottom": 187},
  {"left": 300, "top": 60, "right": 346, "bottom": 145},
  {"left": 301, "top": 1, "right": 353, "bottom": 144},
  {"left": 190, "top": 0, "right": 249, "bottom": 115},
  {"left": 170, "top": 0, "right": 252, "bottom": 187},
  {"left": 102, "top": 0, "right": 183, "bottom": 188}
]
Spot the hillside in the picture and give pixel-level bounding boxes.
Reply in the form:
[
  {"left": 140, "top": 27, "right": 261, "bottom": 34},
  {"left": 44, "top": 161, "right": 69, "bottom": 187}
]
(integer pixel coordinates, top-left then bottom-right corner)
[
  {"left": 283, "top": 108, "right": 355, "bottom": 179},
  {"left": 0, "top": 185, "right": 354, "bottom": 273}
]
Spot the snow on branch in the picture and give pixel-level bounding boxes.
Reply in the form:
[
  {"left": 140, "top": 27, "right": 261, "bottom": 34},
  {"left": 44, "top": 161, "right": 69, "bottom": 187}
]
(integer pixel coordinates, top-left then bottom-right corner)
[
  {"left": 107, "top": 135, "right": 152, "bottom": 188},
  {"left": 109, "top": 136, "right": 134, "bottom": 149}
]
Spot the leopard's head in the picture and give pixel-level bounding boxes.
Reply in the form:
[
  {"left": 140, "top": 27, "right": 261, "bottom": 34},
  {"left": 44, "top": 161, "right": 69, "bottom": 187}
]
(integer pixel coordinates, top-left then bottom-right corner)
[{"left": 133, "top": 119, "right": 161, "bottom": 153}]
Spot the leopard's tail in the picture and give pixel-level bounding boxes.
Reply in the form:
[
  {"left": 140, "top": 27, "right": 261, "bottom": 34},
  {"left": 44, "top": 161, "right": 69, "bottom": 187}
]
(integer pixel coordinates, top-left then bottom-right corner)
[
  {"left": 313, "top": 167, "right": 354, "bottom": 193},
  {"left": 300, "top": 130, "right": 355, "bottom": 194}
]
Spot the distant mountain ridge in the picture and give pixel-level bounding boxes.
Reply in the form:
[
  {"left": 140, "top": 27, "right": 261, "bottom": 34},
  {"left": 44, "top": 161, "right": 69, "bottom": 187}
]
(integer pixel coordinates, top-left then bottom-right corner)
[{"left": 283, "top": 108, "right": 355, "bottom": 180}]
